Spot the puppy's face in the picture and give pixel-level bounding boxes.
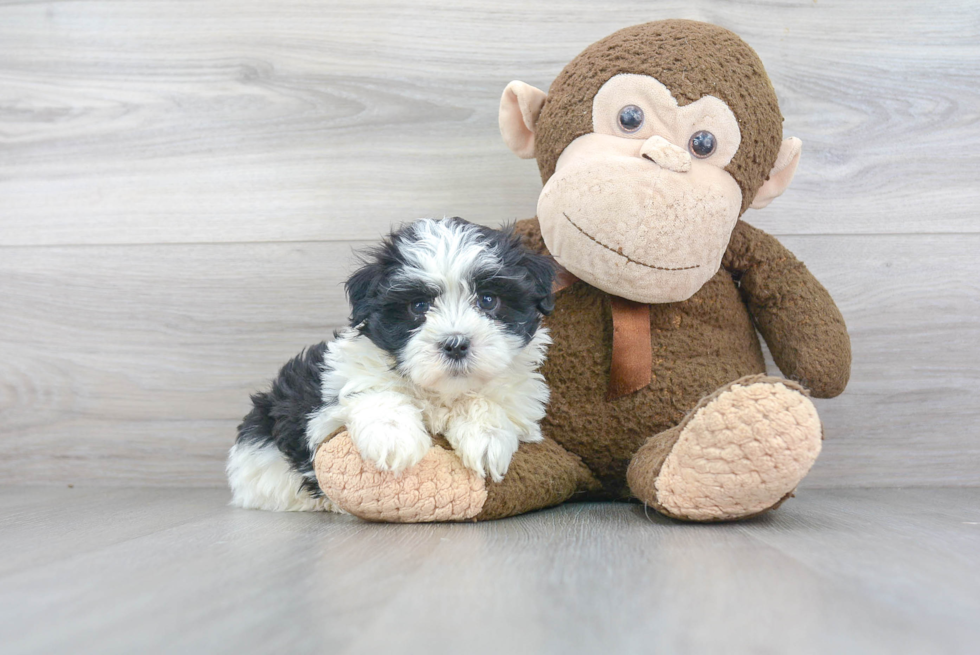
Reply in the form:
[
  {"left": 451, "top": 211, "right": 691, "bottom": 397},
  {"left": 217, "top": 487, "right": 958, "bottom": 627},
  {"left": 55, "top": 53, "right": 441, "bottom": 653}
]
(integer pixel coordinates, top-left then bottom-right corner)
[{"left": 346, "top": 218, "right": 555, "bottom": 394}]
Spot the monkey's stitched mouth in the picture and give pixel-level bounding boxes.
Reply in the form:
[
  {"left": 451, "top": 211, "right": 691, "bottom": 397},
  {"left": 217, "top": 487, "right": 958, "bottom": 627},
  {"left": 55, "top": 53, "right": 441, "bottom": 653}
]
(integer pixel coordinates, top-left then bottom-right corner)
[{"left": 562, "top": 212, "right": 700, "bottom": 272}]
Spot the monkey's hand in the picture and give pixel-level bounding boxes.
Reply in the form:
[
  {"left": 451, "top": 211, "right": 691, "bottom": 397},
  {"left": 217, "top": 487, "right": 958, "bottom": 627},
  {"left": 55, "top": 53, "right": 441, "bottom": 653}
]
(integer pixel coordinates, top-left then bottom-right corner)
[
  {"left": 725, "top": 220, "right": 851, "bottom": 398},
  {"left": 343, "top": 392, "right": 431, "bottom": 474},
  {"left": 315, "top": 432, "right": 488, "bottom": 522},
  {"left": 314, "top": 431, "right": 598, "bottom": 523}
]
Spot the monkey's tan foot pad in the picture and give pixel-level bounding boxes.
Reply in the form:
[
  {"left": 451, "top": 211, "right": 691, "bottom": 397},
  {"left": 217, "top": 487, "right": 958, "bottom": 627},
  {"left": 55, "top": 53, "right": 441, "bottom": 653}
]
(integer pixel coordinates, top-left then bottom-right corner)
[
  {"left": 631, "top": 377, "right": 822, "bottom": 522},
  {"left": 314, "top": 432, "right": 488, "bottom": 522}
]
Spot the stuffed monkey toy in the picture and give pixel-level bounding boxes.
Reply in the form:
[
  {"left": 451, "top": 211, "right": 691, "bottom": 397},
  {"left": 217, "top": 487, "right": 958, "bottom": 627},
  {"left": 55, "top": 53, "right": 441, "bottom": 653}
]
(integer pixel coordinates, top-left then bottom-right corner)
[{"left": 314, "top": 20, "right": 851, "bottom": 522}]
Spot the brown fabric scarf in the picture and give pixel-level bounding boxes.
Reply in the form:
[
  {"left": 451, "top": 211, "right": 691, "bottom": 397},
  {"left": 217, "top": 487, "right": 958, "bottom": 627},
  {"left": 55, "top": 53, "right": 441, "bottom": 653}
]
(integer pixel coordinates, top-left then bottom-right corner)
[{"left": 552, "top": 268, "right": 652, "bottom": 401}]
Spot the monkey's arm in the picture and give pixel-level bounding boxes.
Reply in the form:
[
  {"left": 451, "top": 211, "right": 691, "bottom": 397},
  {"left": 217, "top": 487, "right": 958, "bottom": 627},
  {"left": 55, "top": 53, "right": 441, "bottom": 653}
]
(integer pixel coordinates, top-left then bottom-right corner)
[
  {"left": 315, "top": 433, "right": 599, "bottom": 522},
  {"left": 723, "top": 220, "right": 851, "bottom": 398}
]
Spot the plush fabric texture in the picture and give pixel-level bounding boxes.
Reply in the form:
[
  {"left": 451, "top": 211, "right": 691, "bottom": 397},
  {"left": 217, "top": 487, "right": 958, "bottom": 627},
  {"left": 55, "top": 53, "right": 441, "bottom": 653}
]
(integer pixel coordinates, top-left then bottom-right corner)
[
  {"left": 315, "top": 433, "right": 487, "bottom": 522},
  {"left": 590, "top": 74, "right": 743, "bottom": 169},
  {"left": 315, "top": 432, "right": 597, "bottom": 522},
  {"left": 750, "top": 136, "right": 803, "bottom": 209},
  {"left": 475, "top": 438, "right": 600, "bottom": 520},
  {"left": 628, "top": 374, "right": 823, "bottom": 521},
  {"left": 513, "top": 217, "right": 849, "bottom": 500},
  {"left": 534, "top": 19, "right": 782, "bottom": 215},
  {"left": 536, "top": 140, "right": 743, "bottom": 303},
  {"left": 499, "top": 81, "right": 547, "bottom": 159},
  {"left": 724, "top": 221, "right": 852, "bottom": 397}
]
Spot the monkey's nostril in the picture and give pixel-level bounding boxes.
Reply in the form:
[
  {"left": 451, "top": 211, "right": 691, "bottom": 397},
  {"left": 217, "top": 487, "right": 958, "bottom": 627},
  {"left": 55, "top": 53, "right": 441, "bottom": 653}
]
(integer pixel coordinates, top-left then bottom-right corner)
[
  {"left": 641, "top": 149, "right": 691, "bottom": 173},
  {"left": 440, "top": 335, "right": 471, "bottom": 361}
]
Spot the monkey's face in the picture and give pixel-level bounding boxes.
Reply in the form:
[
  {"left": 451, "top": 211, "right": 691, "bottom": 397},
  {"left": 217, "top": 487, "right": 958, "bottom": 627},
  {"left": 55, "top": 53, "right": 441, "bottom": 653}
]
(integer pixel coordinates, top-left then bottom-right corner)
[
  {"left": 499, "top": 22, "right": 801, "bottom": 304},
  {"left": 537, "top": 74, "right": 743, "bottom": 304}
]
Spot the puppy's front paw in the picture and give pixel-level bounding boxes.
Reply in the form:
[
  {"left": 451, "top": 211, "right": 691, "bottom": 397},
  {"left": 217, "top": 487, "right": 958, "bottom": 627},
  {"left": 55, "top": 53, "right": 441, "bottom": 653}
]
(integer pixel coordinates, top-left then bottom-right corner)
[
  {"left": 348, "top": 415, "right": 431, "bottom": 475},
  {"left": 449, "top": 423, "right": 520, "bottom": 483}
]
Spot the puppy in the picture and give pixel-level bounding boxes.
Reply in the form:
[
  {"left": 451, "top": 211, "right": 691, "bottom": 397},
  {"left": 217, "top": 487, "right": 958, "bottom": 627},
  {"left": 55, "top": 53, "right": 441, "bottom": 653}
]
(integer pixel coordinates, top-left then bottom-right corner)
[{"left": 227, "top": 217, "right": 555, "bottom": 511}]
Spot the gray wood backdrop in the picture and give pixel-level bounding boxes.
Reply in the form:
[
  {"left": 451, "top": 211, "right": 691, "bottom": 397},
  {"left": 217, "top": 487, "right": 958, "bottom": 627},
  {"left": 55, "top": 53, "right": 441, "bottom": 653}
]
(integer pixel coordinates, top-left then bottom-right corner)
[{"left": 1, "top": 0, "right": 978, "bottom": 488}]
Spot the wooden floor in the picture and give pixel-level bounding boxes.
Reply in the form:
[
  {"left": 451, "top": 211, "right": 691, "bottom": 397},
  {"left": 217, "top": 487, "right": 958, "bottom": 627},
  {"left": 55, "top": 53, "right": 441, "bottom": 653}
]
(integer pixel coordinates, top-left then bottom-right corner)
[{"left": 2, "top": 487, "right": 978, "bottom": 654}]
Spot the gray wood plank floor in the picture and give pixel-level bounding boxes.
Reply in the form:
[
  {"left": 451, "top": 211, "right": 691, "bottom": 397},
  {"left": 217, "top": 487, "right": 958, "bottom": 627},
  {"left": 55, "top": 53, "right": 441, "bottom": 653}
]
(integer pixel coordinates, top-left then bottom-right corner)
[{"left": 2, "top": 487, "right": 978, "bottom": 655}]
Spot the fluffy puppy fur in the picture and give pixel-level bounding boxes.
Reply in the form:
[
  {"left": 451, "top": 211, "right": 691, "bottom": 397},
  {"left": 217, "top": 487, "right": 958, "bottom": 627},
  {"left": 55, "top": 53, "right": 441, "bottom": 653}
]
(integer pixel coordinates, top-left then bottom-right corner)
[{"left": 227, "top": 217, "right": 556, "bottom": 512}]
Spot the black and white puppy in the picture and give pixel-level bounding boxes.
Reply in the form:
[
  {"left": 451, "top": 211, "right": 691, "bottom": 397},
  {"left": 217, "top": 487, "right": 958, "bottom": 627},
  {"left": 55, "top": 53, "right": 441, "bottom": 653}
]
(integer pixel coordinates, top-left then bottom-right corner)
[{"left": 227, "top": 217, "right": 555, "bottom": 511}]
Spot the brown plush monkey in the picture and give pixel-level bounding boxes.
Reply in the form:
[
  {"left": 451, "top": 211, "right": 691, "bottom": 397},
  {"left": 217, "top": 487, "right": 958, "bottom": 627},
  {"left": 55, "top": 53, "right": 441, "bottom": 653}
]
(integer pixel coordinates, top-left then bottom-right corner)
[{"left": 315, "top": 20, "right": 851, "bottom": 522}]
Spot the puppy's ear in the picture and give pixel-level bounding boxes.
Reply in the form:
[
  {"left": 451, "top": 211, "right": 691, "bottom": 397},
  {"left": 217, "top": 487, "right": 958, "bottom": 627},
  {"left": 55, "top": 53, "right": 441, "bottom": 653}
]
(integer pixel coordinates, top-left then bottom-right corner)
[
  {"left": 521, "top": 250, "right": 557, "bottom": 316},
  {"left": 345, "top": 260, "right": 381, "bottom": 328}
]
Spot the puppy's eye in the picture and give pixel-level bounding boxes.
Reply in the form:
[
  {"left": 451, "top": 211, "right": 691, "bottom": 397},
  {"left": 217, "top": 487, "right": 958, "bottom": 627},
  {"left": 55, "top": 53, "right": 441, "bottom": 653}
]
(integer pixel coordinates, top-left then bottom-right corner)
[
  {"left": 408, "top": 300, "right": 430, "bottom": 316},
  {"left": 618, "top": 105, "right": 644, "bottom": 133},
  {"left": 689, "top": 130, "right": 716, "bottom": 158},
  {"left": 477, "top": 293, "right": 499, "bottom": 312}
]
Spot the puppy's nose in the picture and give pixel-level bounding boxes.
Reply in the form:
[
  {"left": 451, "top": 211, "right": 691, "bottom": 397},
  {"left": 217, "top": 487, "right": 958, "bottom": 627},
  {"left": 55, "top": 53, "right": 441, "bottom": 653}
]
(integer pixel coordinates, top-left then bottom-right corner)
[{"left": 440, "top": 335, "right": 471, "bottom": 361}]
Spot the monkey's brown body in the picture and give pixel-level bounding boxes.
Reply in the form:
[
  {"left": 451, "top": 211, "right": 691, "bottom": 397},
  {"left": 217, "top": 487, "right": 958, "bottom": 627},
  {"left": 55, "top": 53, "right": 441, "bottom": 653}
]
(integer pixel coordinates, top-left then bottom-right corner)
[
  {"left": 467, "top": 217, "right": 849, "bottom": 519},
  {"left": 314, "top": 20, "right": 852, "bottom": 523},
  {"left": 525, "top": 218, "right": 765, "bottom": 499}
]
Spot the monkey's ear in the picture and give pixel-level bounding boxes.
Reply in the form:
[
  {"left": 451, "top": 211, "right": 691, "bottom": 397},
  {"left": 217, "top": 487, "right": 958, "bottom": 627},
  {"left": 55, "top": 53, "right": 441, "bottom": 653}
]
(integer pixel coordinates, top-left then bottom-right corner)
[
  {"left": 499, "top": 81, "right": 548, "bottom": 159},
  {"left": 751, "top": 137, "right": 803, "bottom": 210}
]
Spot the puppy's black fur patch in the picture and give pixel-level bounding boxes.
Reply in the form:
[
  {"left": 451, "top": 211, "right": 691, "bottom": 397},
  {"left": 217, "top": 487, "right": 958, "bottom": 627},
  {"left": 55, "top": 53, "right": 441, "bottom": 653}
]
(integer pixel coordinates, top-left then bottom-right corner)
[
  {"left": 347, "top": 217, "right": 555, "bottom": 355},
  {"left": 236, "top": 342, "right": 327, "bottom": 496},
  {"left": 470, "top": 224, "right": 556, "bottom": 343}
]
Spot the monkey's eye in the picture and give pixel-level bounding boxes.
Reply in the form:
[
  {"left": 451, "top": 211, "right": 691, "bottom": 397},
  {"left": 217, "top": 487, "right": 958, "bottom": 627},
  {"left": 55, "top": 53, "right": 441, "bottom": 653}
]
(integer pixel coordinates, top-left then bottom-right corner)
[
  {"left": 477, "top": 293, "right": 499, "bottom": 312},
  {"left": 409, "top": 299, "right": 430, "bottom": 316},
  {"left": 689, "top": 130, "right": 717, "bottom": 158},
  {"left": 617, "top": 105, "right": 644, "bottom": 133}
]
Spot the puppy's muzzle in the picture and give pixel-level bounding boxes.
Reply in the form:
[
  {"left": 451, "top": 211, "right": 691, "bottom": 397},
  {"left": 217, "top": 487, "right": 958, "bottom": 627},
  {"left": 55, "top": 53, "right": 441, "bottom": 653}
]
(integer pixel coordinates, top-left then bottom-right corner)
[{"left": 439, "top": 334, "right": 471, "bottom": 361}]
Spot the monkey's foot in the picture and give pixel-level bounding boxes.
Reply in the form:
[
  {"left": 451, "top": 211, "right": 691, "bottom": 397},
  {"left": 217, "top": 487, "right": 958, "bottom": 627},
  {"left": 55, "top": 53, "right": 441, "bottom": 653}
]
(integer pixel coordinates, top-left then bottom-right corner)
[
  {"left": 314, "top": 432, "right": 487, "bottom": 522},
  {"left": 627, "top": 375, "right": 822, "bottom": 522}
]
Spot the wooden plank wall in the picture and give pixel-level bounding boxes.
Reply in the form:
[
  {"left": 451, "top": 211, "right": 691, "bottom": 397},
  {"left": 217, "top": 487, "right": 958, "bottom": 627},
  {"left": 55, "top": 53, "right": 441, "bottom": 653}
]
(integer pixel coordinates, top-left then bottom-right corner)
[{"left": 1, "top": 0, "right": 977, "bottom": 488}]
